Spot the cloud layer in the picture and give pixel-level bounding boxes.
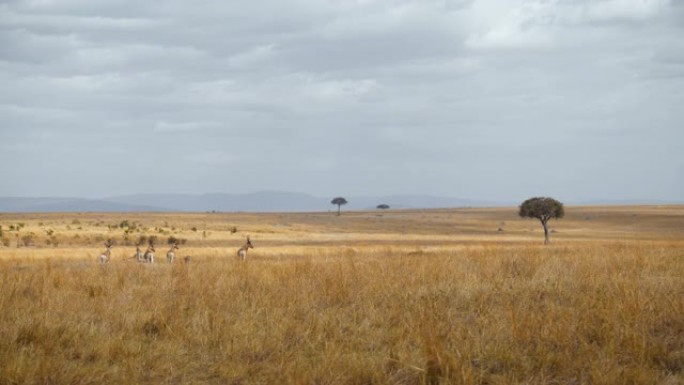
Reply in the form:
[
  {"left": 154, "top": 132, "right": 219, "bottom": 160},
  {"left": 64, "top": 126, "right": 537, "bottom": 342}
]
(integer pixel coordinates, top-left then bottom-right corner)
[{"left": 1, "top": 0, "right": 682, "bottom": 202}]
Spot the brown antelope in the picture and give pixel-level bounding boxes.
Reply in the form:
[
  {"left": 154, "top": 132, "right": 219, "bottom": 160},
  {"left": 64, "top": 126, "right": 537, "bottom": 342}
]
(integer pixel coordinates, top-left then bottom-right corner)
[
  {"left": 237, "top": 236, "right": 254, "bottom": 260},
  {"left": 144, "top": 242, "right": 156, "bottom": 263},
  {"left": 167, "top": 243, "right": 179, "bottom": 263},
  {"left": 99, "top": 241, "right": 113, "bottom": 264},
  {"left": 133, "top": 245, "right": 144, "bottom": 262}
]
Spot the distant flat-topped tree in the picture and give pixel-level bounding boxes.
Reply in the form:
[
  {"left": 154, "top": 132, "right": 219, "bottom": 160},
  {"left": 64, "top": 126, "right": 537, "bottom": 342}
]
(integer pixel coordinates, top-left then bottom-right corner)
[
  {"left": 377, "top": 204, "right": 390, "bottom": 210},
  {"left": 519, "top": 197, "right": 564, "bottom": 245},
  {"left": 331, "top": 197, "right": 348, "bottom": 216}
]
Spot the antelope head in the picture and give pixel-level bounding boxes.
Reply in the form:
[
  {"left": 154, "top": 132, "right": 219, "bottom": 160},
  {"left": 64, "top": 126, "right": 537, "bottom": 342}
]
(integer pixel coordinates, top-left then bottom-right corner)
[{"left": 245, "top": 236, "right": 254, "bottom": 249}]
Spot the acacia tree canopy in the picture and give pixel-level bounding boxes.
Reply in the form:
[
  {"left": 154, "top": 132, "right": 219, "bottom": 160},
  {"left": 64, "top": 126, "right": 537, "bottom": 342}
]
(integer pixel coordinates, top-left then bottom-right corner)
[{"left": 331, "top": 197, "right": 348, "bottom": 206}]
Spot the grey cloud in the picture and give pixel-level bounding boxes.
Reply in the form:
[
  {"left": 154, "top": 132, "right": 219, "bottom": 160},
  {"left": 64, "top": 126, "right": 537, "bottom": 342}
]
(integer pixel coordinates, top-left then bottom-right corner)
[{"left": 0, "top": 0, "right": 682, "bottom": 201}]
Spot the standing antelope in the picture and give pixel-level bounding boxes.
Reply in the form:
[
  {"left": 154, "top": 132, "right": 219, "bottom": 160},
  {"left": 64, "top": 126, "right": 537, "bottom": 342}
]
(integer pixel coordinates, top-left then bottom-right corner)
[
  {"left": 237, "top": 236, "right": 254, "bottom": 260},
  {"left": 99, "top": 241, "right": 113, "bottom": 264},
  {"left": 144, "top": 242, "right": 156, "bottom": 263},
  {"left": 133, "top": 245, "right": 144, "bottom": 262},
  {"left": 167, "top": 243, "right": 179, "bottom": 263}
]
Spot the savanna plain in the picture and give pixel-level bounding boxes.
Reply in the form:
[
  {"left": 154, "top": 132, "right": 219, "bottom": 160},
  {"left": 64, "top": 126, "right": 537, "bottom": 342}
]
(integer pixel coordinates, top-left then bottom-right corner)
[{"left": 0, "top": 206, "right": 683, "bottom": 385}]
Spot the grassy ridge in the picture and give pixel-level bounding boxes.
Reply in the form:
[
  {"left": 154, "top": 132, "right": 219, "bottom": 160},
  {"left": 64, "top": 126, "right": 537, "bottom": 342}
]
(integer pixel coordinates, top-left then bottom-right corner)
[{"left": 1, "top": 243, "right": 683, "bottom": 384}]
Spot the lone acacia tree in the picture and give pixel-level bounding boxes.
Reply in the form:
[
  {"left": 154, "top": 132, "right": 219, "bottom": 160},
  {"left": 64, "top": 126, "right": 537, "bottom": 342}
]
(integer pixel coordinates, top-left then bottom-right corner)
[
  {"left": 519, "top": 197, "right": 564, "bottom": 245},
  {"left": 331, "top": 197, "right": 348, "bottom": 216},
  {"left": 376, "top": 204, "right": 390, "bottom": 210}
]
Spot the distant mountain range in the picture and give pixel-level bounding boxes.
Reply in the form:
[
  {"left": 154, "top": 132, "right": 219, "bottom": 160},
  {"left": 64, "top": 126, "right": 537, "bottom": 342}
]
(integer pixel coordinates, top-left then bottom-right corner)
[{"left": 0, "top": 192, "right": 507, "bottom": 213}]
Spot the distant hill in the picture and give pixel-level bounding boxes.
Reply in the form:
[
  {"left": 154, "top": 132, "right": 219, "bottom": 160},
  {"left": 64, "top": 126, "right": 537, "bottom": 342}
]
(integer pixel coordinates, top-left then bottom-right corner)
[
  {"left": 105, "top": 191, "right": 330, "bottom": 212},
  {"left": 0, "top": 191, "right": 505, "bottom": 213},
  {"left": 0, "top": 197, "right": 167, "bottom": 213}
]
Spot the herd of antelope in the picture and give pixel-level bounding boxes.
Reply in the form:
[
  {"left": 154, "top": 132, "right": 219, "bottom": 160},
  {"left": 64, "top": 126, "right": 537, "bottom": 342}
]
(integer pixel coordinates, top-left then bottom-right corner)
[{"left": 98, "top": 236, "right": 254, "bottom": 264}]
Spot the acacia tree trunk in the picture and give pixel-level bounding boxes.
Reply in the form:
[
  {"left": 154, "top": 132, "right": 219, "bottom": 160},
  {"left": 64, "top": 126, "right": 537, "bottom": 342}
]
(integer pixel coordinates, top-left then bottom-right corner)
[
  {"left": 337, "top": 204, "right": 341, "bottom": 216},
  {"left": 541, "top": 219, "right": 549, "bottom": 245}
]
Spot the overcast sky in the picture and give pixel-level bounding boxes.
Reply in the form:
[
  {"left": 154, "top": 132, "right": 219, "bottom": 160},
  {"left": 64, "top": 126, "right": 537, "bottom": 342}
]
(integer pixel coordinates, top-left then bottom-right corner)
[{"left": 1, "top": 0, "right": 682, "bottom": 203}]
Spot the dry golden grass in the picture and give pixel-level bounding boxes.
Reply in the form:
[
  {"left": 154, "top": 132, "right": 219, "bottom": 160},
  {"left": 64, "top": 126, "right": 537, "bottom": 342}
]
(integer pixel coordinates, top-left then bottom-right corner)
[{"left": 0, "top": 206, "right": 683, "bottom": 384}]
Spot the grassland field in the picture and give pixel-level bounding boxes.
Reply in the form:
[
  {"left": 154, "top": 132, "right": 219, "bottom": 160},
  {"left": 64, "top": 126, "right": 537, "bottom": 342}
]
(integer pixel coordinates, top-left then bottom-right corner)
[{"left": 0, "top": 205, "right": 683, "bottom": 384}]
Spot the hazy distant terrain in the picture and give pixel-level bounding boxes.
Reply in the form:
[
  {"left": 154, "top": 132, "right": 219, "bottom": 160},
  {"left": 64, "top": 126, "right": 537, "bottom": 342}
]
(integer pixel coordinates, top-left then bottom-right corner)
[{"left": 0, "top": 192, "right": 506, "bottom": 212}]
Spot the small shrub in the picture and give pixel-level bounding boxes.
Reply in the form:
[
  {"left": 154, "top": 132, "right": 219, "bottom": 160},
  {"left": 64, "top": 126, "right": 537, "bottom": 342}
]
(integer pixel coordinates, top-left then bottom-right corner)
[
  {"left": 167, "top": 236, "right": 187, "bottom": 245},
  {"left": 45, "top": 236, "right": 59, "bottom": 247},
  {"left": 20, "top": 234, "right": 35, "bottom": 247},
  {"left": 147, "top": 235, "right": 158, "bottom": 246},
  {"left": 142, "top": 316, "right": 166, "bottom": 338},
  {"left": 136, "top": 235, "right": 148, "bottom": 246}
]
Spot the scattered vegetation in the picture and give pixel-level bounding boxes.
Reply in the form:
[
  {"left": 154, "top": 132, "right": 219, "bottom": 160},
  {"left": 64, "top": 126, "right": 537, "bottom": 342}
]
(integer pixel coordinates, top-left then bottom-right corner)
[{"left": 8, "top": 224, "right": 24, "bottom": 231}]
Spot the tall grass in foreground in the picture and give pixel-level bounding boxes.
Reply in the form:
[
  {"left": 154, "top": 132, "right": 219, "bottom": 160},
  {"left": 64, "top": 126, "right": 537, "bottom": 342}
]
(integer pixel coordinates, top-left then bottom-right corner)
[{"left": 0, "top": 243, "right": 682, "bottom": 385}]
